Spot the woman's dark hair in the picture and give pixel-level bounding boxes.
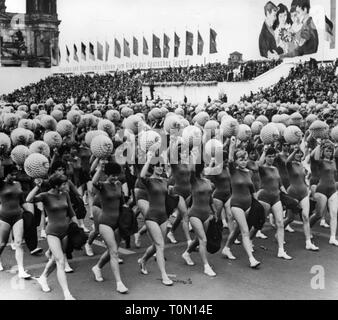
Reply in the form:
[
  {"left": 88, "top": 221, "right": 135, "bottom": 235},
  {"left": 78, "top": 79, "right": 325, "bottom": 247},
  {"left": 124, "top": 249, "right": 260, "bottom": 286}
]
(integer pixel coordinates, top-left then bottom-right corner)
[
  {"left": 50, "top": 160, "right": 67, "bottom": 174},
  {"left": 49, "top": 173, "right": 68, "bottom": 189},
  {"left": 273, "top": 3, "right": 293, "bottom": 30},
  {"left": 266, "top": 147, "right": 277, "bottom": 156},
  {"left": 104, "top": 162, "right": 122, "bottom": 176},
  {"left": 4, "top": 164, "right": 18, "bottom": 177},
  {"left": 195, "top": 161, "right": 205, "bottom": 178}
]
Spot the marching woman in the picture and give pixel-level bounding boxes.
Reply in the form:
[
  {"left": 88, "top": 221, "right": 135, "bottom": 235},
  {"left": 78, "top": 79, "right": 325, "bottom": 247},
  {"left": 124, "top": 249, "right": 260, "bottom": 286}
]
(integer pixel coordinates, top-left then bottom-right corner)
[
  {"left": 26, "top": 173, "right": 78, "bottom": 300},
  {"left": 167, "top": 141, "right": 193, "bottom": 245},
  {"left": 204, "top": 150, "right": 236, "bottom": 260},
  {"left": 90, "top": 160, "right": 129, "bottom": 294},
  {"left": 223, "top": 136, "right": 261, "bottom": 268},
  {"left": 181, "top": 146, "right": 217, "bottom": 276},
  {"left": 258, "top": 146, "right": 292, "bottom": 260},
  {"left": 310, "top": 140, "right": 338, "bottom": 246},
  {"left": 137, "top": 149, "right": 174, "bottom": 286},
  {"left": 0, "top": 164, "right": 31, "bottom": 278},
  {"left": 286, "top": 145, "right": 319, "bottom": 251}
]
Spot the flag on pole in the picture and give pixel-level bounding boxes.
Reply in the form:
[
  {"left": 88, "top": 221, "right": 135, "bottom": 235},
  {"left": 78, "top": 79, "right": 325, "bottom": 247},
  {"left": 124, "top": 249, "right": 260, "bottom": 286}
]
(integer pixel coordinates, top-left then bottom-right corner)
[
  {"left": 163, "top": 33, "right": 170, "bottom": 58},
  {"left": 115, "top": 39, "right": 121, "bottom": 58},
  {"left": 174, "top": 33, "right": 180, "bottom": 57},
  {"left": 325, "top": 15, "right": 334, "bottom": 42},
  {"left": 153, "top": 34, "right": 161, "bottom": 58},
  {"left": 133, "top": 37, "right": 139, "bottom": 56},
  {"left": 89, "top": 42, "right": 95, "bottom": 60},
  {"left": 124, "top": 39, "right": 130, "bottom": 57},
  {"left": 185, "top": 31, "right": 193, "bottom": 55},
  {"left": 81, "top": 42, "right": 86, "bottom": 60},
  {"left": 51, "top": 46, "right": 58, "bottom": 66},
  {"left": 73, "top": 44, "right": 79, "bottom": 62},
  {"left": 105, "top": 41, "right": 110, "bottom": 61},
  {"left": 197, "top": 31, "right": 204, "bottom": 55},
  {"left": 97, "top": 41, "right": 103, "bottom": 60},
  {"left": 143, "top": 37, "right": 149, "bottom": 55},
  {"left": 66, "top": 45, "right": 70, "bottom": 62},
  {"left": 210, "top": 28, "right": 218, "bottom": 54}
]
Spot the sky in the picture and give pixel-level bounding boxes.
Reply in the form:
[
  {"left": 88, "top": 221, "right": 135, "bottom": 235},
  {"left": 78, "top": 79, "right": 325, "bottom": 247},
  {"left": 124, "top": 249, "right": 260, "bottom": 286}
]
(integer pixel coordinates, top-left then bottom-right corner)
[{"left": 6, "top": 0, "right": 337, "bottom": 67}]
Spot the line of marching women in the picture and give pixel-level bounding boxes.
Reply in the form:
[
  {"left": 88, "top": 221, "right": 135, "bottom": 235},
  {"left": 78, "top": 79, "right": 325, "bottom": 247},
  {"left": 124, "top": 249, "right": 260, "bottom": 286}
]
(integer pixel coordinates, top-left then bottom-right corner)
[{"left": 1, "top": 98, "right": 338, "bottom": 299}]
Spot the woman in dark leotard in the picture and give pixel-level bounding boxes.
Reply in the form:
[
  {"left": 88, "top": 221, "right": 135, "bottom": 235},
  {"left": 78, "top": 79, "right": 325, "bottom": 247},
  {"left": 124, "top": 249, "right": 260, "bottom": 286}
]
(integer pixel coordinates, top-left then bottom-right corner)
[
  {"left": 0, "top": 164, "right": 31, "bottom": 278},
  {"left": 226, "top": 137, "right": 261, "bottom": 268},
  {"left": 310, "top": 140, "right": 338, "bottom": 246},
  {"left": 181, "top": 148, "right": 217, "bottom": 277},
  {"left": 137, "top": 150, "right": 173, "bottom": 286},
  {"left": 90, "top": 161, "right": 128, "bottom": 294},
  {"left": 26, "top": 173, "right": 78, "bottom": 300},
  {"left": 258, "top": 146, "right": 292, "bottom": 260},
  {"left": 247, "top": 145, "right": 267, "bottom": 240},
  {"left": 167, "top": 142, "right": 193, "bottom": 245},
  {"left": 286, "top": 145, "right": 318, "bottom": 251}
]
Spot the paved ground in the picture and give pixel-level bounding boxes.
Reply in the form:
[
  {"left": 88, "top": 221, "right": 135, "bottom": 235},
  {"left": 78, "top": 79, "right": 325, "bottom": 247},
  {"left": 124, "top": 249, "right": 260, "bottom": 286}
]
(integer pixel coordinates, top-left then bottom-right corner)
[{"left": 1, "top": 219, "right": 338, "bottom": 300}]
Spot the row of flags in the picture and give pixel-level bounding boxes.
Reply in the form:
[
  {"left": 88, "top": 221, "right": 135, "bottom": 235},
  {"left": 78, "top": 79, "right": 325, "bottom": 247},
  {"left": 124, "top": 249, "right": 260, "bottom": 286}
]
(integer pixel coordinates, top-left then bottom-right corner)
[{"left": 55, "top": 29, "right": 218, "bottom": 64}]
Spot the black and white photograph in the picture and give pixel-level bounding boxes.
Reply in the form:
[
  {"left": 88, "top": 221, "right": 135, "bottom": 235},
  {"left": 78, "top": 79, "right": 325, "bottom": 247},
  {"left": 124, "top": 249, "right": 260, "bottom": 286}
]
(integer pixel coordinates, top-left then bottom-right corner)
[{"left": 0, "top": 0, "right": 338, "bottom": 306}]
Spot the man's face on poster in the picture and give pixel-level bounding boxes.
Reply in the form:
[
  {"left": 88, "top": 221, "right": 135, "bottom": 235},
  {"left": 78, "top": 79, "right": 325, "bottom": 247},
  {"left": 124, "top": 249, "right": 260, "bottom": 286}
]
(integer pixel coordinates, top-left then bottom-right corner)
[
  {"left": 296, "top": 6, "right": 307, "bottom": 22},
  {"left": 266, "top": 9, "right": 277, "bottom": 27},
  {"left": 291, "top": 10, "right": 299, "bottom": 24}
]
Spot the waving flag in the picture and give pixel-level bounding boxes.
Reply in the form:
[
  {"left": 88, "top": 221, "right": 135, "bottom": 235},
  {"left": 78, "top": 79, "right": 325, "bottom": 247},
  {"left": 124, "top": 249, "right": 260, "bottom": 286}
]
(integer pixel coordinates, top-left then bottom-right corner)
[
  {"left": 73, "top": 44, "right": 79, "bottom": 62},
  {"left": 163, "top": 33, "right": 170, "bottom": 58},
  {"left": 89, "top": 42, "right": 95, "bottom": 60},
  {"left": 105, "top": 41, "right": 110, "bottom": 61},
  {"left": 153, "top": 34, "right": 161, "bottom": 58},
  {"left": 133, "top": 37, "right": 139, "bottom": 56},
  {"left": 197, "top": 31, "right": 204, "bottom": 55},
  {"left": 185, "top": 31, "right": 193, "bottom": 56},
  {"left": 210, "top": 28, "right": 218, "bottom": 54},
  {"left": 81, "top": 42, "right": 86, "bottom": 60},
  {"left": 143, "top": 37, "right": 149, "bottom": 55},
  {"left": 66, "top": 45, "right": 70, "bottom": 62},
  {"left": 97, "top": 41, "right": 103, "bottom": 60},
  {"left": 174, "top": 33, "right": 180, "bottom": 57},
  {"left": 115, "top": 39, "right": 121, "bottom": 58}
]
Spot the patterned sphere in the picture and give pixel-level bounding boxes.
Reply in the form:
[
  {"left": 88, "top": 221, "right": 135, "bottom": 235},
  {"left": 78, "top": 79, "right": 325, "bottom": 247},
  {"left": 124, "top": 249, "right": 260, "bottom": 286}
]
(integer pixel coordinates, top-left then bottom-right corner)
[
  {"left": 90, "top": 135, "right": 114, "bottom": 159},
  {"left": 330, "top": 126, "right": 338, "bottom": 142},
  {"left": 175, "top": 108, "right": 184, "bottom": 117},
  {"left": 45, "top": 98, "right": 54, "bottom": 107},
  {"left": 92, "top": 110, "right": 102, "bottom": 118},
  {"left": 260, "top": 123, "right": 280, "bottom": 145},
  {"left": 24, "top": 153, "right": 50, "bottom": 178},
  {"left": 256, "top": 115, "right": 269, "bottom": 126},
  {"left": 3, "top": 113, "right": 18, "bottom": 127},
  {"left": 275, "top": 123, "right": 286, "bottom": 136},
  {"left": 289, "top": 112, "right": 303, "bottom": 126},
  {"left": 67, "top": 110, "right": 82, "bottom": 125},
  {"left": 305, "top": 114, "right": 318, "bottom": 126},
  {"left": 0, "top": 133, "right": 11, "bottom": 153},
  {"left": 71, "top": 104, "right": 80, "bottom": 111},
  {"left": 18, "top": 119, "right": 36, "bottom": 131},
  {"left": 237, "top": 124, "right": 252, "bottom": 141},
  {"left": 195, "top": 112, "right": 210, "bottom": 127},
  {"left": 243, "top": 114, "right": 255, "bottom": 126},
  {"left": 180, "top": 119, "right": 190, "bottom": 129},
  {"left": 284, "top": 125, "right": 303, "bottom": 144},
  {"left": 123, "top": 115, "right": 145, "bottom": 135},
  {"left": 309, "top": 120, "right": 329, "bottom": 139},
  {"left": 106, "top": 110, "right": 121, "bottom": 122},
  {"left": 217, "top": 111, "right": 227, "bottom": 122},
  {"left": 271, "top": 114, "right": 281, "bottom": 123},
  {"left": 90, "top": 115, "right": 99, "bottom": 129},
  {"left": 11, "top": 145, "right": 31, "bottom": 166},
  {"left": 204, "top": 120, "right": 219, "bottom": 131},
  {"left": 204, "top": 139, "right": 223, "bottom": 158},
  {"left": 30, "top": 104, "right": 39, "bottom": 112},
  {"left": 18, "top": 105, "right": 28, "bottom": 112},
  {"left": 121, "top": 106, "right": 134, "bottom": 118},
  {"left": 11, "top": 128, "right": 31, "bottom": 146},
  {"left": 182, "top": 125, "right": 202, "bottom": 147},
  {"left": 43, "top": 131, "right": 63, "bottom": 149},
  {"left": 16, "top": 110, "right": 28, "bottom": 119},
  {"left": 51, "top": 110, "right": 64, "bottom": 122},
  {"left": 220, "top": 116, "right": 239, "bottom": 138},
  {"left": 41, "top": 115, "right": 57, "bottom": 131},
  {"left": 164, "top": 115, "right": 181, "bottom": 134},
  {"left": 279, "top": 114, "right": 290, "bottom": 125},
  {"left": 57, "top": 120, "right": 73, "bottom": 137},
  {"left": 54, "top": 104, "right": 64, "bottom": 112},
  {"left": 98, "top": 119, "right": 116, "bottom": 136},
  {"left": 85, "top": 130, "right": 108, "bottom": 147},
  {"left": 139, "top": 130, "right": 162, "bottom": 152},
  {"left": 29, "top": 141, "right": 51, "bottom": 158}
]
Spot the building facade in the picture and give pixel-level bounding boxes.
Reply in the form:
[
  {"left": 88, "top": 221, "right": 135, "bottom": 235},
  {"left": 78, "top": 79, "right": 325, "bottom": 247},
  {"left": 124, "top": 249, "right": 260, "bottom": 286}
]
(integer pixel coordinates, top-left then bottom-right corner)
[{"left": 0, "top": 0, "right": 60, "bottom": 67}]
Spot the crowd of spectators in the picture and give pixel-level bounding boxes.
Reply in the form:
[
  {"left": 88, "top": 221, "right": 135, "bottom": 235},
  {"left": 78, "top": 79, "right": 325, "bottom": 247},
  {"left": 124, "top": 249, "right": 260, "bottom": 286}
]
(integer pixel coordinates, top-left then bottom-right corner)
[
  {"left": 3, "top": 59, "right": 283, "bottom": 104},
  {"left": 243, "top": 59, "right": 338, "bottom": 104}
]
